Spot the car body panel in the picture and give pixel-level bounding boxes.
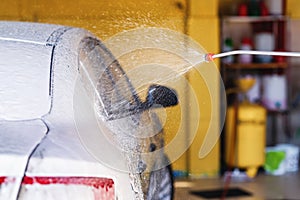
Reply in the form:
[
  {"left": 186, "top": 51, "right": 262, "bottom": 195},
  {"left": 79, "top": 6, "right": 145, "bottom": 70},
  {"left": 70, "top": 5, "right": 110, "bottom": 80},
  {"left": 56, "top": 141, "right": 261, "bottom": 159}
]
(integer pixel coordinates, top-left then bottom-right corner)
[
  {"left": 0, "top": 21, "right": 65, "bottom": 45},
  {"left": 0, "top": 21, "right": 135, "bottom": 200},
  {"left": 0, "top": 42, "right": 52, "bottom": 120}
]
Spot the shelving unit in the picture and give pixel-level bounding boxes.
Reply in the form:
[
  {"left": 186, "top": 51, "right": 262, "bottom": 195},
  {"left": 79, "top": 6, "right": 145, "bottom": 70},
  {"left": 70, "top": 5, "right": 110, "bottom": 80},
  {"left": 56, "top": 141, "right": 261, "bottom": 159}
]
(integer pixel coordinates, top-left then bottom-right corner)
[
  {"left": 222, "top": 15, "right": 288, "bottom": 63},
  {"left": 221, "top": 14, "right": 291, "bottom": 146},
  {"left": 223, "top": 15, "right": 288, "bottom": 23},
  {"left": 221, "top": 14, "right": 289, "bottom": 101},
  {"left": 225, "top": 62, "right": 288, "bottom": 69}
]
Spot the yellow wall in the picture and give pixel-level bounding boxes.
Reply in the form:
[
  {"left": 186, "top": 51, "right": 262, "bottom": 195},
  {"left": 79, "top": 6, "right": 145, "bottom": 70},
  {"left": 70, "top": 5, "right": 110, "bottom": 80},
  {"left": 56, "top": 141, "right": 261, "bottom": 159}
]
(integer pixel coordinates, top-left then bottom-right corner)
[
  {"left": 0, "top": 0, "right": 186, "bottom": 39},
  {"left": 186, "top": 0, "right": 220, "bottom": 177},
  {"left": 287, "top": 0, "right": 300, "bottom": 19}
]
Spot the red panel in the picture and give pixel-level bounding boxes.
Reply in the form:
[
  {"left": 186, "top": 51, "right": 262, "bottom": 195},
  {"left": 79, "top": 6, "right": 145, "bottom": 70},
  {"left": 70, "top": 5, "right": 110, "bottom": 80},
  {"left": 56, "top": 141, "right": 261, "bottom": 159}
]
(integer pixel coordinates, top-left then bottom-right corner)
[
  {"left": 22, "top": 176, "right": 114, "bottom": 191},
  {"left": 1, "top": 176, "right": 115, "bottom": 199},
  {"left": 0, "top": 177, "right": 6, "bottom": 184}
]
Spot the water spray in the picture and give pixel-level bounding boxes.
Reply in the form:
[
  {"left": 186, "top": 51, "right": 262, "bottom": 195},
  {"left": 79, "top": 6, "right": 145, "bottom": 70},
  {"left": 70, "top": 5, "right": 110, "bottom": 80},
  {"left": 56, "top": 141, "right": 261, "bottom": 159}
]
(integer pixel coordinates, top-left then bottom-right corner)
[{"left": 204, "top": 50, "right": 300, "bottom": 62}]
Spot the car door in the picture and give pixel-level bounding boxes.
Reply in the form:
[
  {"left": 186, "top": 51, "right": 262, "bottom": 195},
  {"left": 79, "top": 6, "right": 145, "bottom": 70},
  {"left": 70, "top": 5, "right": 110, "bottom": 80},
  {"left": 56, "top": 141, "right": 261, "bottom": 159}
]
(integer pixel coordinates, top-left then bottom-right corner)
[{"left": 77, "top": 37, "right": 176, "bottom": 200}]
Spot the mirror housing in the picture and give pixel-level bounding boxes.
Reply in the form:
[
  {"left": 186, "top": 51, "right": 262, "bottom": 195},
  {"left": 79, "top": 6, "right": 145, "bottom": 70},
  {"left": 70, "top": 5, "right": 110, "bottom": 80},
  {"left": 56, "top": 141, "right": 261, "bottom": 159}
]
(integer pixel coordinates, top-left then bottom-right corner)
[
  {"left": 144, "top": 84, "right": 178, "bottom": 109},
  {"left": 106, "top": 84, "right": 178, "bottom": 120}
]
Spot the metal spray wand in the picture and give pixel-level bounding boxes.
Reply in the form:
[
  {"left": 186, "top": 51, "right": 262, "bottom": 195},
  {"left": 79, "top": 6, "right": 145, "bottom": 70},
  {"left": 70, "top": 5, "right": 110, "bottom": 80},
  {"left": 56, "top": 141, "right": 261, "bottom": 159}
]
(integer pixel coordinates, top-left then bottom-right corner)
[{"left": 204, "top": 50, "right": 300, "bottom": 62}]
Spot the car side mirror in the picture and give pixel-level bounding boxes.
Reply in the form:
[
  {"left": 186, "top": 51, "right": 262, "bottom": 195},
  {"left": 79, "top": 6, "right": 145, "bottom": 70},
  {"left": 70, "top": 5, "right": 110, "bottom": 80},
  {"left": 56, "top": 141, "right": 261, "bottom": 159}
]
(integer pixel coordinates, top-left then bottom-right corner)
[
  {"left": 144, "top": 84, "right": 178, "bottom": 109},
  {"left": 105, "top": 84, "right": 178, "bottom": 120}
]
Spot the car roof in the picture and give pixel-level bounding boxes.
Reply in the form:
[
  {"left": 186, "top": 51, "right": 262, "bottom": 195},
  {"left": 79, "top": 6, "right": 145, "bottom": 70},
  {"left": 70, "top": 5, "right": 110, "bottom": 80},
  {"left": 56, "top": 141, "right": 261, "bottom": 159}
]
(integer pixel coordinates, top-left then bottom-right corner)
[{"left": 0, "top": 21, "right": 67, "bottom": 45}]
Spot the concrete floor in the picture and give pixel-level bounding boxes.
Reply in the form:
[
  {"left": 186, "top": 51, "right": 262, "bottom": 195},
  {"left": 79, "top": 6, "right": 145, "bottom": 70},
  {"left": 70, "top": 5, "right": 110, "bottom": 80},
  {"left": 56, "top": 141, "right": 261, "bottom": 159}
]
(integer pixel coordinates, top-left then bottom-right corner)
[{"left": 173, "top": 171, "right": 300, "bottom": 200}]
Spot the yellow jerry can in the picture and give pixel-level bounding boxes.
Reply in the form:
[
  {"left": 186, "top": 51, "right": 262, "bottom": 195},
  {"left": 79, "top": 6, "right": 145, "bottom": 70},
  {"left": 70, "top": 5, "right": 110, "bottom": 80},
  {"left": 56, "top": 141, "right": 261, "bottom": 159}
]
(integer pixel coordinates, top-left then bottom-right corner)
[{"left": 225, "top": 101, "right": 267, "bottom": 177}]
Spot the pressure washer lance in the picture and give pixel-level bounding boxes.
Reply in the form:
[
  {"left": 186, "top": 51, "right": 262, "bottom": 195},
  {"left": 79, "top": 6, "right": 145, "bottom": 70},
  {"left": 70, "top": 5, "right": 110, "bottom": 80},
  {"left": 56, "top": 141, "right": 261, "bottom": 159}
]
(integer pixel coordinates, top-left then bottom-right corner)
[{"left": 204, "top": 50, "right": 300, "bottom": 62}]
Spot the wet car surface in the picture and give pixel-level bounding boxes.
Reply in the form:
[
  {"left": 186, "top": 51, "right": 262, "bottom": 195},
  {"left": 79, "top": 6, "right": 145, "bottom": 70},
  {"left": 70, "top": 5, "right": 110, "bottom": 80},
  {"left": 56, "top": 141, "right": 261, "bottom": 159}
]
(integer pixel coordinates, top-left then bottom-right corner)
[{"left": 0, "top": 21, "right": 176, "bottom": 200}]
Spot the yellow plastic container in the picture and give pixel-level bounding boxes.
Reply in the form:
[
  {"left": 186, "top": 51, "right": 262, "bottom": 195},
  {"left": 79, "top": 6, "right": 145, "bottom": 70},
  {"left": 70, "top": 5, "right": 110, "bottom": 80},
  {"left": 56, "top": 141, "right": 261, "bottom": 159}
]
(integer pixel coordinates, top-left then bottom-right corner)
[{"left": 225, "top": 101, "right": 267, "bottom": 177}]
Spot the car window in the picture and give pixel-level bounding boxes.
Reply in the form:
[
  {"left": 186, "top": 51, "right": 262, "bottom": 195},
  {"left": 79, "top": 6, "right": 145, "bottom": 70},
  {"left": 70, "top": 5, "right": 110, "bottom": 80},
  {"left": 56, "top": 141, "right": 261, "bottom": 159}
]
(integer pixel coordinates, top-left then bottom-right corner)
[
  {"left": 78, "top": 37, "right": 141, "bottom": 120},
  {"left": 76, "top": 37, "right": 161, "bottom": 174}
]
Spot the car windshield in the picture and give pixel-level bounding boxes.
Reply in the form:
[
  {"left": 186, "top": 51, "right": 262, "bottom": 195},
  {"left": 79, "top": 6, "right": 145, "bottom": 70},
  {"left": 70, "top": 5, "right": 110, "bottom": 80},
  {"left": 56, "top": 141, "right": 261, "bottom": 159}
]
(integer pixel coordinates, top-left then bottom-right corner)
[{"left": 78, "top": 37, "right": 141, "bottom": 120}]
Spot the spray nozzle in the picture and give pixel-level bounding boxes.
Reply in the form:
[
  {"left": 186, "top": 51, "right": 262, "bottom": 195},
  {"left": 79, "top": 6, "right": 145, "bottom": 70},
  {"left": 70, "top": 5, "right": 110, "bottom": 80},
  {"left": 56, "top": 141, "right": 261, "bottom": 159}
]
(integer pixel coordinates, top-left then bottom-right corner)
[{"left": 204, "top": 53, "right": 215, "bottom": 62}]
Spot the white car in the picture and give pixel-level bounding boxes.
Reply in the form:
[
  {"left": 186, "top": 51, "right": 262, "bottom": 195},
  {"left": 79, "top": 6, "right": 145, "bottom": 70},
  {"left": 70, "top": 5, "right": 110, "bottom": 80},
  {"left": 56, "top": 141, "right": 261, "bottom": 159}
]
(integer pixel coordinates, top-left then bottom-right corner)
[{"left": 0, "top": 21, "right": 177, "bottom": 200}]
